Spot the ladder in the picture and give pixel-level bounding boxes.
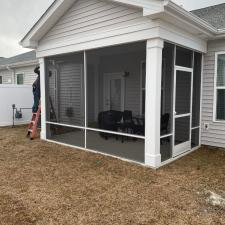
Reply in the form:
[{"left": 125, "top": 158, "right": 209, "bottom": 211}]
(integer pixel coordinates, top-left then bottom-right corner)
[{"left": 27, "top": 102, "right": 41, "bottom": 140}]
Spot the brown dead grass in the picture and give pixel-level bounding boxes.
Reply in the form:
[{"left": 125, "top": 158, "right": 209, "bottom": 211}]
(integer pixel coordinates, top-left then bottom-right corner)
[{"left": 0, "top": 126, "right": 224, "bottom": 225}]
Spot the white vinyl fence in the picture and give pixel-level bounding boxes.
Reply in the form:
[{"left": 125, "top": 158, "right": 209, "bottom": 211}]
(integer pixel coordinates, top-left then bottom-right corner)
[{"left": 0, "top": 85, "right": 33, "bottom": 126}]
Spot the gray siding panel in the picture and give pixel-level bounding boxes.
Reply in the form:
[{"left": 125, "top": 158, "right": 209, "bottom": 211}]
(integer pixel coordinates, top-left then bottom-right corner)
[
  {"left": 99, "top": 51, "right": 145, "bottom": 116},
  {"left": 15, "top": 65, "right": 37, "bottom": 85},
  {"left": 59, "top": 63, "right": 84, "bottom": 125},
  {"left": 201, "top": 39, "right": 225, "bottom": 148},
  {"left": 0, "top": 70, "right": 13, "bottom": 84}
]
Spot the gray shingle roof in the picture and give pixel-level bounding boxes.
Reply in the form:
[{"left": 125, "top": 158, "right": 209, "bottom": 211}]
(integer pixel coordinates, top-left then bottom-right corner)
[
  {"left": 0, "top": 51, "right": 37, "bottom": 66},
  {"left": 192, "top": 3, "right": 225, "bottom": 29}
]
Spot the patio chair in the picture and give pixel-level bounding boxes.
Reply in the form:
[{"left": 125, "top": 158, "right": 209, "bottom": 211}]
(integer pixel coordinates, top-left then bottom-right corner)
[
  {"left": 116, "top": 110, "right": 136, "bottom": 142},
  {"left": 98, "top": 110, "right": 123, "bottom": 139},
  {"left": 133, "top": 117, "right": 145, "bottom": 136},
  {"left": 120, "top": 110, "right": 135, "bottom": 134}
]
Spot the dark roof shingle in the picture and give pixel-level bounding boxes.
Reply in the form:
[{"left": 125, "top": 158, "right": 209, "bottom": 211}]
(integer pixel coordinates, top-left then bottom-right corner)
[
  {"left": 0, "top": 51, "right": 37, "bottom": 66},
  {"left": 192, "top": 3, "right": 225, "bottom": 29}
]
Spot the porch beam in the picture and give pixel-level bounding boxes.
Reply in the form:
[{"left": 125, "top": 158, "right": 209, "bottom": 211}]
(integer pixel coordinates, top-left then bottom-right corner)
[
  {"left": 39, "top": 58, "right": 47, "bottom": 140},
  {"left": 145, "top": 38, "right": 164, "bottom": 168}
]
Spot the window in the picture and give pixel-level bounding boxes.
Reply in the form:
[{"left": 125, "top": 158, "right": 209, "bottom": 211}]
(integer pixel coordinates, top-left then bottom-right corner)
[
  {"left": 0, "top": 76, "right": 2, "bottom": 84},
  {"left": 215, "top": 53, "right": 225, "bottom": 121},
  {"left": 16, "top": 74, "right": 24, "bottom": 85}
]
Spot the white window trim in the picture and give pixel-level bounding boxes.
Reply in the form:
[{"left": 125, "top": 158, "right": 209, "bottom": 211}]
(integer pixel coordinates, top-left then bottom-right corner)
[
  {"left": 213, "top": 51, "right": 225, "bottom": 123},
  {"left": 16, "top": 73, "right": 24, "bottom": 85}
]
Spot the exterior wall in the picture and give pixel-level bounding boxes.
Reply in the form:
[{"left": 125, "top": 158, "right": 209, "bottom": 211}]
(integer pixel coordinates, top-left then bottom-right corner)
[
  {"left": 0, "top": 69, "right": 13, "bottom": 84},
  {"left": 202, "top": 39, "right": 225, "bottom": 148},
  {"left": 0, "top": 64, "right": 38, "bottom": 85},
  {"left": 14, "top": 65, "right": 38, "bottom": 85},
  {"left": 37, "top": 0, "right": 155, "bottom": 57},
  {"left": 98, "top": 51, "right": 145, "bottom": 116},
  {"left": 58, "top": 62, "right": 84, "bottom": 126},
  {"left": 0, "top": 85, "right": 33, "bottom": 126}
]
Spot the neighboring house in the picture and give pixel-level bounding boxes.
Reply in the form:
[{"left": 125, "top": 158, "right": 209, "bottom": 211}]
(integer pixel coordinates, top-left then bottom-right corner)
[
  {"left": 0, "top": 51, "right": 38, "bottom": 85},
  {"left": 20, "top": 0, "right": 225, "bottom": 168},
  {"left": 0, "top": 51, "right": 38, "bottom": 126}
]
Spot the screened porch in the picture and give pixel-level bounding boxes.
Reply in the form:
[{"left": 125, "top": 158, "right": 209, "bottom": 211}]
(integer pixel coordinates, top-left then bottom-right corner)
[{"left": 44, "top": 40, "right": 202, "bottom": 166}]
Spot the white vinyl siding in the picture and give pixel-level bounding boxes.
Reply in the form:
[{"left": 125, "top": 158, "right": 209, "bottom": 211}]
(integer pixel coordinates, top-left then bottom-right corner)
[
  {"left": 0, "top": 65, "right": 38, "bottom": 85},
  {"left": 98, "top": 51, "right": 144, "bottom": 116},
  {"left": 37, "top": 0, "right": 154, "bottom": 55},
  {"left": 58, "top": 63, "right": 84, "bottom": 126},
  {"left": 0, "top": 70, "right": 13, "bottom": 84},
  {"left": 14, "top": 66, "right": 38, "bottom": 85},
  {"left": 201, "top": 39, "right": 225, "bottom": 148}
]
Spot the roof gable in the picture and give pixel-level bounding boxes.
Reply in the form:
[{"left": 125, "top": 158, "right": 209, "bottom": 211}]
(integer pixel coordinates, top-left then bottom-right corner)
[
  {"left": 20, "top": 0, "right": 225, "bottom": 50},
  {"left": 20, "top": 0, "right": 165, "bottom": 48}
]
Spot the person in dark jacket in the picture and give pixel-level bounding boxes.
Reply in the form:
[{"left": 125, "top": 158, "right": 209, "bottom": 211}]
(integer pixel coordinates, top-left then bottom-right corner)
[{"left": 32, "top": 66, "right": 41, "bottom": 113}]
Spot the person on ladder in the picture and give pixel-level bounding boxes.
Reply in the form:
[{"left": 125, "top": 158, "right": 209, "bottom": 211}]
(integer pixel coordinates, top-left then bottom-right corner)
[
  {"left": 32, "top": 66, "right": 41, "bottom": 113},
  {"left": 27, "top": 66, "right": 41, "bottom": 139}
]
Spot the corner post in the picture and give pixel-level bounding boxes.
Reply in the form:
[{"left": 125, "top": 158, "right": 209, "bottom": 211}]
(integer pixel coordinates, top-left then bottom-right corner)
[
  {"left": 39, "top": 57, "right": 47, "bottom": 140},
  {"left": 145, "top": 38, "right": 164, "bottom": 168}
]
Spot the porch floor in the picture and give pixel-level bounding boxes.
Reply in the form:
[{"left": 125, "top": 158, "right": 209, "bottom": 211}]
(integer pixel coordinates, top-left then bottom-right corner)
[{"left": 0, "top": 126, "right": 225, "bottom": 225}]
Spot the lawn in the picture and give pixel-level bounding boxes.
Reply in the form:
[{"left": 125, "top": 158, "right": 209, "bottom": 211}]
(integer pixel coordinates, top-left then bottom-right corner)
[{"left": 0, "top": 126, "right": 224, "bottom": 225}]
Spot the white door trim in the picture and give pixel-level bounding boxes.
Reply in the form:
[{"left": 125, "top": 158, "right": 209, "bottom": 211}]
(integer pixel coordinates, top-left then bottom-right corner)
[{"left": 103, "top": 72, "right": 125, "bottom": 111}]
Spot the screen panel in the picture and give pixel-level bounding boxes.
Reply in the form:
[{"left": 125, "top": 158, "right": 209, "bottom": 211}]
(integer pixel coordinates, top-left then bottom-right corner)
[
  {"left": 46, "top": 52, "right": 85, "bottom": 127},
  {"left": 86, "top": 130, "right": 145, "bottom": 163},
  {"left": 47, "top": 124, "right": 85, "bottom": 148}
]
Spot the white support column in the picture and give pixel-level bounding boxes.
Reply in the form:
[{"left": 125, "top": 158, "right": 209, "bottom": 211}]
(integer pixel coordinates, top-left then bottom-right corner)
[
  {"left": 145, "top": 38, "right": 164, "bottom": 168},
  {"left": 39, "top": 58, "right": 47, "bottom": 140}
]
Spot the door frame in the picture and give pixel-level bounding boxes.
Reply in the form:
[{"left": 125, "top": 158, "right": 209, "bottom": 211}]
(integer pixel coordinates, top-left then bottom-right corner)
[
  {"left": 103, "top": 72, "right": 125, "bottom": 111},
  {"left": 173, "top": 66, "right": 193, "bottom": 157}
]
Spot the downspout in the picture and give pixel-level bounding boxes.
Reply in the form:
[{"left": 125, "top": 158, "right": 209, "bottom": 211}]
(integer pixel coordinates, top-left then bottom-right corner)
[{"left": 6, "top": 66, "right": 15, "bottom": 84}]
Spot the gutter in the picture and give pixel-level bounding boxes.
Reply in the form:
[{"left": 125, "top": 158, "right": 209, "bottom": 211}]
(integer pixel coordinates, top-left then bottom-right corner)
[
  {"left": 163, "top": 0, "right": 225, "bottom": 39},
  {"left": 164, "top": 1, "right": 217, "bottom": 33}
]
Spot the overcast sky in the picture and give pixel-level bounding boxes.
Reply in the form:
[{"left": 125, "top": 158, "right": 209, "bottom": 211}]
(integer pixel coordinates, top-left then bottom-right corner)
[{"left": 1, "top": 0, "right": 225, "bottom": 58}]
